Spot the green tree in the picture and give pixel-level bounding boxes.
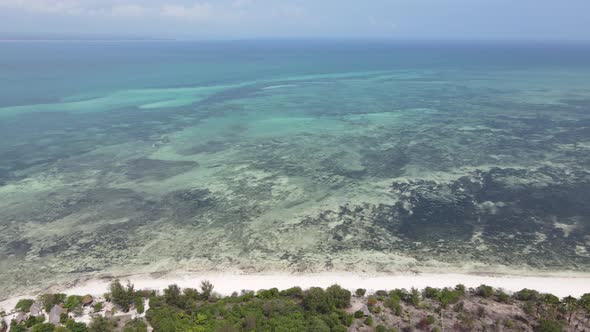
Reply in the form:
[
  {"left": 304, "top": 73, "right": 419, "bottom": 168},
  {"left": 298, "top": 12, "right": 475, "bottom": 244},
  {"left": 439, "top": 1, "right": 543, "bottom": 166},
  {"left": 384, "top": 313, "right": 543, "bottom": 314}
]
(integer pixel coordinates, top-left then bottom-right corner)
[
  {"left": 561, "top": 296, "right": 577, "bottom": 323},
  {"left": 355, "top": 289, "right": 366, "bottom": 297},
  {"left": 109, "top": 279, "right": 134, "bottom": 312},
  {"left": 14, "top": 299, "right": 34, "bottom": 312},
  {"left": 65, "top": 319, "right": 88, "bottom": 332},
  {"left": 303, "top": 288, "right": 330, "bottom": 314},
  {"left": 326, "top": 285, "right": 351, "bottom": 309},
  {"left": 64, "top": 295, "right": 83, "bottom": 310},
  {"left": 88, "top": 316, "right": 116, "bottom": 332},
  {"left": 200, "top": 280, "right": 214, "bottom": 300},
  {"left": 514, "top": 288, "right": 540, "bottom": 301},
  {"left": 38, "top": 294, "right": 66, "bottom": 312},
  {"left": 163, "top": 284, "right": 182, "bottom": 307},
  {"left": 476, "top": 285, "right": 494, "bottom": 298},
  {"left": 534, "top": 319, "right": 565, "bottom": 332},
  {"left": 134, "top": 297, "right": 145, "bottom": 314},
  {"left": 307, "top": 317, "right": 330, "bottom": 332},
  {"left": 123, "top": 319, "right": 148, "bottom": 332},
  {"left": 31, "top": 323, "right": 55, "bottom": 332},
  {"left": 279, "top": 287, "right": 303, "bottom": 299},
  {"left": 409, "top": 288, "right": 421, "bottom": 306}
]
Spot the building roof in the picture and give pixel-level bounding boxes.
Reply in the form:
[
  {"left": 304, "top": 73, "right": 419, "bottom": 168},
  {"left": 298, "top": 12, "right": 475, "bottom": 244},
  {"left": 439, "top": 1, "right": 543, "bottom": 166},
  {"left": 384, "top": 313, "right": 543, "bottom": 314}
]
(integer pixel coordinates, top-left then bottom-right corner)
[
  {"left": 48, "top": 305, "right": 64, "bottom": 324},
  {"left": 361, "top": 305, "right": 371, "bottom": 316},
  {"left": 29, "top": 303, "right": 42, "bottom": 317}
]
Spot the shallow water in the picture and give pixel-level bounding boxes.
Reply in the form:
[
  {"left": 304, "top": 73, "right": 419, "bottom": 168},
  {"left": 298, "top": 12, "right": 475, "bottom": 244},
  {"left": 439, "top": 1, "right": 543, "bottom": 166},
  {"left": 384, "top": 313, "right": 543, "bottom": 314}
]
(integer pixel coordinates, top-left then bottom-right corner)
[{"left": 1, "top": 41, "right": 590, "bottom": 298}]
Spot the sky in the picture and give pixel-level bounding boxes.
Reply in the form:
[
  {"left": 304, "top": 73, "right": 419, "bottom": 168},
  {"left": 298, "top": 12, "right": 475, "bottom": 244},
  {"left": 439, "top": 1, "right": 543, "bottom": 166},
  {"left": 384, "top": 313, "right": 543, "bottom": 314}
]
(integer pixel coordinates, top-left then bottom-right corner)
[{"left": 0, "top": 0, "right": 589, "bottom": 40}]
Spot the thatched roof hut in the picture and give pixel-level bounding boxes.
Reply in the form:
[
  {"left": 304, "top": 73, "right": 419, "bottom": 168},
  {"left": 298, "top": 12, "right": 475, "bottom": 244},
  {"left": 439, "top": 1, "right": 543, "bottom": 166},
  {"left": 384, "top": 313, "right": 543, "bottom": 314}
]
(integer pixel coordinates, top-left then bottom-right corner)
[
  {"left": 48, "top": 305, "right": 64, "bottom": 324},
  {"left": 14, "top": 312, "right": 26, "bottom": 324},
  {"left": 361, "top": 305, "right": 371, "bottom": 317},
  {"left": 82, "top": 295, "right": 94, "bottom": 306},
  {"left": 29, "top": 303, "right": 42, "bottom": 317}
]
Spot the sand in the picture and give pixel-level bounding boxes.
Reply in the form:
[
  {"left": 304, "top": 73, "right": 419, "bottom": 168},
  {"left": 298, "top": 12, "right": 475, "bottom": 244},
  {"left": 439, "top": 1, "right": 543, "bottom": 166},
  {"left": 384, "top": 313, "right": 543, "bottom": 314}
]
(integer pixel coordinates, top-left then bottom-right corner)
[{"left": 2, "top": 272, "right": 590, "bottom": 312}]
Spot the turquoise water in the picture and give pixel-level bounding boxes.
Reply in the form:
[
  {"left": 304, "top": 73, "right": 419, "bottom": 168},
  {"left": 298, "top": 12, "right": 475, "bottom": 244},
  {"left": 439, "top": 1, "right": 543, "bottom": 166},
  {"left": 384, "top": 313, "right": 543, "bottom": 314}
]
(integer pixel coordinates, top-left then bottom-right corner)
[{"left": 1, "top": 41, "right": 590, "bottom": 297}]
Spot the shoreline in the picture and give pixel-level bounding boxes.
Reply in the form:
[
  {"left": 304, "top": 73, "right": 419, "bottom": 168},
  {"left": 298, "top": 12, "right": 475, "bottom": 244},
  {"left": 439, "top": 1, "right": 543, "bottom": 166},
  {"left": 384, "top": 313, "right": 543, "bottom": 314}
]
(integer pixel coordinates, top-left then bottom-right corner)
[{"left": 3, "top": 271, "right": 590, "bottom": 312}]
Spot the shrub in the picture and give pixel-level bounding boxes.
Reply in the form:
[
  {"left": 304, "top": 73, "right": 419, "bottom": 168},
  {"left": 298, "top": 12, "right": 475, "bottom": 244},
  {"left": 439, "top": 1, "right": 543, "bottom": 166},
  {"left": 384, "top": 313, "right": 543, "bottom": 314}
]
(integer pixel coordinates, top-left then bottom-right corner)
[
  {"left": 88, "top": 316, "right": 116, "bottom": 332},
  {"left": 355, "top": 289, "right": 366, "bottom": 297},
  {"left": 580, "top": 293, "right": 590, "bottom": 313},
  {"left": 385, "top": 293, "right": 401, "bottom": 310},
  {"left": 438, "top": 288, "right": 461, "bottom": 307},
  {"left": 307, "top": 317, "right": 330, "bottom": 332},
  {"left": 326, "top": 285, "right": 351, "bottom": 309},
  {"left": 123, "top": 319, "right": 148, "bottom": 332},
  {"left": 376, "top": 325, "right": 387, "bottom": 332},
  {"left": 364, "top": 316, "right": 373, "bottom": 326},
  {"left": 280, "top": 287, "right": 303, "bottom": 298},
  {"left": 109, "top": 280, "right": 135, "bottom": 312},
  {"left": 25, "top": 316, "right": 46, "bottom": 328},
  {"left": 354, "top": 310, "right": 364, "bottom": 318},
  {"left": 163, "top": 284, "right": 182, "bottom": 307},
  {"left": 416, "top": 317, "right": 433, "bottom": 329},
  {"left": 64, "top": 295, "right": 83, "bottom": 310},
  {"left": 59, "top": 312, "right": 68, "bottom": 324},
  {"left": 257, "top": 288, "right": 279, "bottom": 299},
  {"left": 409, "top": 288, "right": 421, "bottom": 306},
  {"left": 496, "top": 290, "right": 510, "bottom": 303},
  {"left": 10, "top": 324, "right": 27, "bottom": 332},
  {"left": 134, "top": 297, "right": 145, "bottom": 314},
  {"left": 541, "top": 294, "right": 560, "bottom": 307},
  {"left": 367, "top": 296, "right": 378, "bottom": 307},
  {"left": 15, "top": 299, "right": 34, "bottom": 312},
  {"left": 65, "top": 319, "right": 88, "bottom": 332},
  {"left": 31, "top": 323, "right": 56, "bottom": 332},
  {"left": 455, "top": 284, "right": 466, "bottom": 294},
  {"left": 476, "top": 285, "right": 494, "bottom": 298},
  {"left": 92, "top": 302, "right": 103, "bottom": 313},
  {"left": 39, "top": 294, "right": 66, "bottom": 312},
  {"left": 423, "top": 287, "right": 440, "bottom": 299},
  {"left": 534, "top": 319, "right": 565, "bottom": 332},
  {"left": 200, "top": 280, "right": 214, "bottom": 300},
  {"left": 514, "top": 288, "right": 540, "bottom": 302},
  {"left": 303, "top": 287, "right": 331, "bottom": 314}
]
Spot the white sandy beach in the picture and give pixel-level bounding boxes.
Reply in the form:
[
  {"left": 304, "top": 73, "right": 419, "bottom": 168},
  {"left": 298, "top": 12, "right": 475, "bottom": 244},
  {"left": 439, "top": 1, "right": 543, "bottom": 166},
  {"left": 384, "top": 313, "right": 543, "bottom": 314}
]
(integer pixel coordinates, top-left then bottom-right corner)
[{"left": 2, "top": 272, "right": 590, "bottom": 312}]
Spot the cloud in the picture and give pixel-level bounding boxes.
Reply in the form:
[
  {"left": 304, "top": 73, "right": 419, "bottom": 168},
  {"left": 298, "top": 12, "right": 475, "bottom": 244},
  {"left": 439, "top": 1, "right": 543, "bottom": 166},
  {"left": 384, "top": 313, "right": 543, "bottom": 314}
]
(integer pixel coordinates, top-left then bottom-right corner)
[
  {"left": 110, "top": 4, "right": 149, "bottom": 17},
  {"left": 160, "top": 3, "right": 211, "bottom": 20},
  {"left": 0, "top": 0, "right": 91, "bottom": 15},
  {"left": 0, "top": 0, "right": 213, "bottom": 19}
]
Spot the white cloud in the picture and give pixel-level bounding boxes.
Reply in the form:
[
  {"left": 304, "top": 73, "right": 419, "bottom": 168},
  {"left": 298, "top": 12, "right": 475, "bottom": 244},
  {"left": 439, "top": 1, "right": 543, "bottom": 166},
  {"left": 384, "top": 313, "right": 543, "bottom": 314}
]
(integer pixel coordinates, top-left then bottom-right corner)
[
  {"left": 0, "top": 0, "right": 90, "bottom": 15},
  {"left": 110, "top": 4, "right": 150, "bottom": 17},
  {"left": 160, "top": 3, "right": 211, "bottom": 20},
  {"left": 0, "top": 0, "right": 305, "bottom": 27}
]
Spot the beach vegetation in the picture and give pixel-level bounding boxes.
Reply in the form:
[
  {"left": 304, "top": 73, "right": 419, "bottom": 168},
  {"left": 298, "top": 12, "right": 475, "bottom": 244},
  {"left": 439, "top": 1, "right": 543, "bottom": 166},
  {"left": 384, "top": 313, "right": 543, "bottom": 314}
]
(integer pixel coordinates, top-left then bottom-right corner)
[
  {"left": 39, "top": 294, "right": 67, "bottom": 312},
  {"left": 123, "top": 319, "right": 147, "bottom": 332},
  {"left": 92, "top": 302, "right": 103, "bottom": 313},
  {"left": 65, "top": 319, "right": 88, "bottom": 332},
  {"left": 25, "top": 316, "right": 46, "bottom": 328},
  {"left": 10, "top": 282, "right": 590, "bottom": 332},
  {"left": 15, "top": 299, "right": 34, "bottom": 312},
  {"left": 355, "top": 288, "right": 366, "bottom": 297},
  {"left": 200, "top": 280, "right": 214, "bottom": 301},
  {"left": 88, "top": 316, "right": 116, "bottom": 332},
  {"left": 476, "top": 285, "right": 494, "bottom": 298},
  {"left": 108, "top": 279, "right": 135, "bottom": 312},
  {"left": 534, "top": 318, "right": 565, "bottom": 332},
  {"left": 31, "top": 323, "right": 56, "bottom": 332}
]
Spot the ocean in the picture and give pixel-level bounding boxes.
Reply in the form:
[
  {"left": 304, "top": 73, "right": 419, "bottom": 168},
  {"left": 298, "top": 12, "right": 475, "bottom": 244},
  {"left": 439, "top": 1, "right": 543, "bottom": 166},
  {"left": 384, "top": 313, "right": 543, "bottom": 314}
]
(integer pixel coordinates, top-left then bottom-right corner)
[{"left": 1, "top": 40, "right": 589, "bottom": 298}]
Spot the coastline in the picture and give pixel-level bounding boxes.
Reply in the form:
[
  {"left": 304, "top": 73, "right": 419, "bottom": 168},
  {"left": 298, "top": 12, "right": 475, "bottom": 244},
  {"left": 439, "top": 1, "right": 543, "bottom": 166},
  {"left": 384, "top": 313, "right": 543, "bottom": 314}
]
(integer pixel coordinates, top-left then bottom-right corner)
[{"left": 3, "top": 271, "right": 590, "bottom": 312}]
